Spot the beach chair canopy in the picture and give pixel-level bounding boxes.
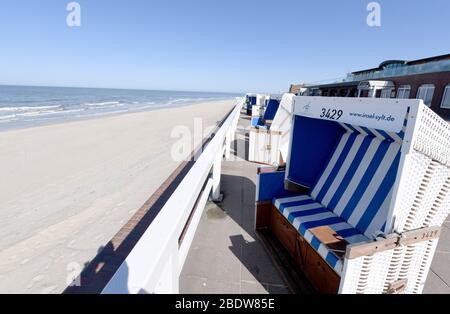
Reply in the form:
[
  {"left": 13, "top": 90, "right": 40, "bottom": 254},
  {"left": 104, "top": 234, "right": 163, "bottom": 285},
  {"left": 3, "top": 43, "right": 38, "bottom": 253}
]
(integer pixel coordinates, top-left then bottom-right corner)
[
  {"left": 252, "top": 95, "right": 283, "bottom": 129},
  {"left": 262, "top": 96, "right": 282, "bottom": 122},
  {"left": 274, "top": 98, "right": 408, "bottom": 273},
  {"left": 245, "top": 93, "right": 257, "bottom": 110},
  {"left": 270, "top": 94, "right": 295, "bottom": 161},
  {"left": 284, "top": 97, "right": 409, "bottom": 238}
]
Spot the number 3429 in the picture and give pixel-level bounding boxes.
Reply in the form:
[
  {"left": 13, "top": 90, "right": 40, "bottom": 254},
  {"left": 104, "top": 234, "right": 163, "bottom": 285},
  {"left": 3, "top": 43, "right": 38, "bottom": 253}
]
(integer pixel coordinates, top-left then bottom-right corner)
[{"left": 320, "top": 108, "right": 343, "bottom": 120}]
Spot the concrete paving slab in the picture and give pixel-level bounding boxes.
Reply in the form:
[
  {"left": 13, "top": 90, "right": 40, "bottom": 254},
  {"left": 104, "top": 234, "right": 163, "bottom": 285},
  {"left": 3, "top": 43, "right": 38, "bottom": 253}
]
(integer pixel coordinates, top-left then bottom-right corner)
[
  {"left": 180, "top": 276, "right": 241, "bottom": 294},
  {"left": 181, "top": 242, "right": 243, "bottom": 284},
  {"left": 240, "top": 281, "right": 269, "bottom": 294},
  {"left": 239, "top": 238, "right": 288, "bottom": 286},
  {"left": 444, "top": 220, "right": 450, "bottom": 230},
  {"left": 436, "top": 226, "right": 450, "bottom": 253},
  {"left": 429, "top": 252, "right": 450, "bottom": 287},
  {"left": 423, "top": 271, "right": 450, "bottom": 294}
]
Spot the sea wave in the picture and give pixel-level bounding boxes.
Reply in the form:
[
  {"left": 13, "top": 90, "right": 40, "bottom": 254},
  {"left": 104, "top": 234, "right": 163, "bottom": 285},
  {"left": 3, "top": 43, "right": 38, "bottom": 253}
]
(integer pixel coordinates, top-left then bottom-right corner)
[
  {"left": 0, "top": 89, "right": 235, "bottom": 130},
  {"left": 84, "top": 101, "right": 122, "bottom": 108},
  {"left": 0, "top": 105, "right": 62, "bottom": 112}
]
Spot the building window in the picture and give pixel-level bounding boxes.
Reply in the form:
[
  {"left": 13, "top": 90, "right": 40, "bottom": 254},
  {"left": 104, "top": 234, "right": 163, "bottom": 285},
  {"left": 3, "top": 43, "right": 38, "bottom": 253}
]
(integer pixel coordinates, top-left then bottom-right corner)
[
  {"left": 380, "top": 89, "right": 393, "bottom": 98},
  {"left": 397, "top": 85, "right": 411, "bottom": 99},
  {"left": 441, "top": 84, "right": 450, "bottom": 109},
  {"left": 416, "top": 84, "right": 435, "bottom": 107}
]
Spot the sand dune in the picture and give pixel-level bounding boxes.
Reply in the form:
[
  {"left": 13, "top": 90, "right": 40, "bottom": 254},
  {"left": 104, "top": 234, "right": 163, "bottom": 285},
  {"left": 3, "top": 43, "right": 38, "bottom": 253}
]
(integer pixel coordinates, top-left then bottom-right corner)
[{"left": 0, "top": 99, "right": 236, "bottom": 294}]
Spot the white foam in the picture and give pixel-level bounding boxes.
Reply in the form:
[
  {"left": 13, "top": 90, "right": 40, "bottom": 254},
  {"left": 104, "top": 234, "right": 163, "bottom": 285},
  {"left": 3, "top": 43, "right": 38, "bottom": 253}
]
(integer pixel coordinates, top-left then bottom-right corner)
[
  {"left": 84, "top": 101, "right": 121, "bottom": 108},
  {"left": 0, "top": 105, "right": 61, "bottom": 112}
]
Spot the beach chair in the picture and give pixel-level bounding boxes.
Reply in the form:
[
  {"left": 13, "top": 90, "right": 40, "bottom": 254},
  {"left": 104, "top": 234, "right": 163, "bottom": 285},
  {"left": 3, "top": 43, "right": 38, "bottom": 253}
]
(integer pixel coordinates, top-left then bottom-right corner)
[
  {"left": 250, "top": 94, "right": 269, "bottom": 125},
  {"left": 255, "top": 96, "right": 450, "bottom": 294},
  {"left": 251, "top": 94, "right": 283, "bottom": 129},
  {"left": 245, "top": 93, "right": 258, "bottom": 116},
  {"left": 249, "top": 94, "right": 295, "bottom": 165}
]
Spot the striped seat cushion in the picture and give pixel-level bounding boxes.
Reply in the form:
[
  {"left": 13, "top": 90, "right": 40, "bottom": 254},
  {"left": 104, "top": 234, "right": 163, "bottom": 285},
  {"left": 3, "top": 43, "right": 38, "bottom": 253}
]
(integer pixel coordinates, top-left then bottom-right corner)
[
  {"left": 271, "top": 121, "right": 405, "bottom": 273},
  {"left": 311, "top": 128, "right": 401, "bottom": 238},
  {"left": 274, "top": 195, "right": 368, "bottom": 274}
]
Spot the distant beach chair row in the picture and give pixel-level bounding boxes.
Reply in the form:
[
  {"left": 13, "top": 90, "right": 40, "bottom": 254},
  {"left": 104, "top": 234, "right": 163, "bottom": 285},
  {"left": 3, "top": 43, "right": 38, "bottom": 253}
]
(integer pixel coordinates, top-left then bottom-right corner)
[
  {"left": 252, "top": 96, "right": 450, "bottom": 294},
  {"left": 244, "top": 93, "right": 267, "bottom": 117}
]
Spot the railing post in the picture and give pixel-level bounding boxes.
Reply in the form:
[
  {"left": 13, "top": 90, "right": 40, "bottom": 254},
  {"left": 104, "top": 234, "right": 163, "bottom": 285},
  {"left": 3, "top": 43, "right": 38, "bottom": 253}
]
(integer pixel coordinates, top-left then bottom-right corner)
[{"left": 211, "top": 150, "right": 223, "bottom": 202}]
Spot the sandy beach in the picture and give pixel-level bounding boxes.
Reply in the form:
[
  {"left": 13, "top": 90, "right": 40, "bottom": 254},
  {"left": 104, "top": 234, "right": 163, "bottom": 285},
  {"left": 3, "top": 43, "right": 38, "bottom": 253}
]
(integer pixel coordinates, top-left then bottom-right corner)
[{"left": 0, "top": 99, "right": 236, "bottom": 294}]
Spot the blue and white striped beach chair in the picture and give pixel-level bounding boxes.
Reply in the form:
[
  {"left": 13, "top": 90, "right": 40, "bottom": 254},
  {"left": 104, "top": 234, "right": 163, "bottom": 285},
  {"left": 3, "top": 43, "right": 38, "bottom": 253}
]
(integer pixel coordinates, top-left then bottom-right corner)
[
  {"left": 249, "top": 94, "right": 295, "bottom": 165},
  {"left": 251, "top": 95, "right": 282, "bottom": 129},
  {"left": 250, "top": 94, "right": 269, "bottom": 125},
  {"left": 245, "top": 93, "right": 257, "bottom": 116},
  {"left": 256, "top": 96, "right": 450, "bottom": 294}
]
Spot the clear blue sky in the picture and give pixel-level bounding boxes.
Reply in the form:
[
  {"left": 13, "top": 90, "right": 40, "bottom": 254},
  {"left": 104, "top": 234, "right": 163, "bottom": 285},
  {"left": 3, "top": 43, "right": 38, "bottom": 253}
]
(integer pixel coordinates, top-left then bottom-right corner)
[{"left": 0, "top": 0, "right": 449, "bottom": 93}]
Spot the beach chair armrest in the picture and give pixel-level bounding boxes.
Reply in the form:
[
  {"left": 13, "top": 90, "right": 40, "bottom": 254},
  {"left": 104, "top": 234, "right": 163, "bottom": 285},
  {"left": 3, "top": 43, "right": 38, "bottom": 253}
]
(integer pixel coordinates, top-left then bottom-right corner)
[
  {"left": 256, "top": 169, "right": 294, "bottom": 202},
  {"left": 344, "top": 225, "right": 441, "bottom": 260}
]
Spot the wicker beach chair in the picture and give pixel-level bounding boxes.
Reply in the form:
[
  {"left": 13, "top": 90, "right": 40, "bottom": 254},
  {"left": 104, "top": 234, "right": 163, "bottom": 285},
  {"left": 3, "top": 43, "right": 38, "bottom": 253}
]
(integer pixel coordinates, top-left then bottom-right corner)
[
  {"left": 250, "top": 94, "right": 269, "bottom": 124},
  {"left": 249, "top": 93, "right": 295, "bottom": 165},
  {"left": 255, "top": 96, "right": 450, "bottom": 294},
  {"left": 245, "top": 93, "right": 257, "bottom": 116},
  {"left": 251, "top": 95, "right": 282, "bottom": 128}
]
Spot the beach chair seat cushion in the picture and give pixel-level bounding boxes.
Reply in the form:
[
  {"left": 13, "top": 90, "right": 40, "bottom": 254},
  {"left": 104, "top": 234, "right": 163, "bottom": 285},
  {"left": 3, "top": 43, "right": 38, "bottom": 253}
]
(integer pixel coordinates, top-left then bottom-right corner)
[
  {"left": 251, "top": 117, "right": 262, "bottom": 127},
  {"left": 273, "top": 195, "right": 369, "bottom": 274},
  {"left": 263, "top": 99, "right": 280, "bottom": 122},
  {"left": 255, "top": 124, "right": 270, "bottom": 130},
  {"left": 310, "top": 125, "right": 402, "bottom": 238}
]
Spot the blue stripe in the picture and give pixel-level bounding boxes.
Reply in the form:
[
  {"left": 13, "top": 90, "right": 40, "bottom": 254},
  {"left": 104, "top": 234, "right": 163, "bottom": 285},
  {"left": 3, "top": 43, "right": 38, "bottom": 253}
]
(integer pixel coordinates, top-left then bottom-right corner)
[
  {"left": 278, "top": 198, "right": 315, "bottom": 212},
  {"left": 377, "top": 129, "right": 395, "bottom": 142},
  {"left": 398, "top": 130, "right": 405, "bottom": 140},
  {"left": 340, "top": 140, "right": 391, "bottom": 222},
  {"left": 288, "top": 207, "right": 328, "bottom": 223},
  {"left": 381, "top": 222, "right": 387, "bottom": 232},
  {"left": 298, "top": 217, "right": 343, "bottom": 235},
  {"left": 315, "top": 133, "right": 358, "bottom": 203},
  {"left": 345, "top": 124, "right": 359, "bottom": 134},
  {"left": 311, "top": 237, "right": 321, "bottom": 250},
  {"left": 356, "top": 151, "right": 401, "bottom": 234},
  {"left": 327, "top": 136, "right": 374, "bottom": 210},
  {"left": 325, "top": 252, "right": 339, "bottom": 268},
  {"left": 337, "top": 228, "right": 361, "bottom": 238},
  {"left": 361, "top": 126, "right": 376, "bottom": 138}
]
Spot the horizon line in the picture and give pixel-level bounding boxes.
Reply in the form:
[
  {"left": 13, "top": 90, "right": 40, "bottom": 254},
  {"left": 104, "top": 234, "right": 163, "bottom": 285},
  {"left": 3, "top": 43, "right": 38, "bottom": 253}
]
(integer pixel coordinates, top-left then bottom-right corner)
[{"left": 0, "top": 83, "right": 248, "bottom": 95}]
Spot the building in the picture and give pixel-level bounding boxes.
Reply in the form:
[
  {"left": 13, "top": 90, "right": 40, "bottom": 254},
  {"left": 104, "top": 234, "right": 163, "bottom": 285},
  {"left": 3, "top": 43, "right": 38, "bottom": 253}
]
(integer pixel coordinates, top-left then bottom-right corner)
[{"left": 291, "top": 54, "right": 450, "bottom": 119}]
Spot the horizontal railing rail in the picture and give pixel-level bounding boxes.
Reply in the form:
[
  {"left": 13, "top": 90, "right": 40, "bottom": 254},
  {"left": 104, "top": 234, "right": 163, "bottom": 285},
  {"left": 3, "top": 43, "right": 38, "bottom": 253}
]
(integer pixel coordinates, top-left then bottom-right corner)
[{"left": 102, "top": 98, "right": 242, "bottom": 294}]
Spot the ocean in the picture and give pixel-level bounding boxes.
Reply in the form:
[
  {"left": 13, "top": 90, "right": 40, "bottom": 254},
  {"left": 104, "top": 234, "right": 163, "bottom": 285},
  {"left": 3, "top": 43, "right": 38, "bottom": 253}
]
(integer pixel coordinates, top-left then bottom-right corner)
[{"left": 0, "top": 85, "right": 239, "bottom": 131}]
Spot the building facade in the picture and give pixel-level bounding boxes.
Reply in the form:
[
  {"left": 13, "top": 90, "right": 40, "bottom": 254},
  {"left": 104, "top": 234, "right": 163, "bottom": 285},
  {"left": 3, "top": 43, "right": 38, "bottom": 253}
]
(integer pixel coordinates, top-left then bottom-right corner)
[{"left": 291, "top": 54, "right": 450, "bottom": 119}]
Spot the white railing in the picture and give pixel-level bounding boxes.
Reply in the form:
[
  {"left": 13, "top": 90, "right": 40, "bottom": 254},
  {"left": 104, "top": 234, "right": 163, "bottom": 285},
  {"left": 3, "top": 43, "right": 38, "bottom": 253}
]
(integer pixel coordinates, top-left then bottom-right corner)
[{"left": 102, "top": 98, "right": 242, "bottom": 294}]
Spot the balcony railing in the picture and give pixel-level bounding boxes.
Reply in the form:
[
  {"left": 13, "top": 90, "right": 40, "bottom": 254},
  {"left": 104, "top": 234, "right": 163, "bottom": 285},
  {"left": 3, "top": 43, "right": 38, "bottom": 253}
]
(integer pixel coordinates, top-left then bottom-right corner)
[
  {"left": 101, "top": 99, "right": 242, "bottom": 294},
  {"left": 306, "top": 59, "right": 450, "bottom": 87}
]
